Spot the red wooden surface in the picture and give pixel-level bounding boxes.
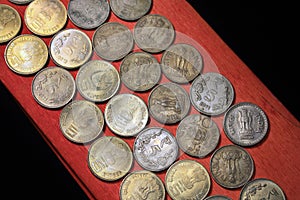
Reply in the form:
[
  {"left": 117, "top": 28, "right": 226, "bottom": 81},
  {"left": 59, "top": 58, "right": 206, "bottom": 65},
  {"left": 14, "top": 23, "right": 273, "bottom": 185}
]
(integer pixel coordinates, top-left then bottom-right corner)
[{"left": 0, "top": 0, "right": 299, "bottom": 199}]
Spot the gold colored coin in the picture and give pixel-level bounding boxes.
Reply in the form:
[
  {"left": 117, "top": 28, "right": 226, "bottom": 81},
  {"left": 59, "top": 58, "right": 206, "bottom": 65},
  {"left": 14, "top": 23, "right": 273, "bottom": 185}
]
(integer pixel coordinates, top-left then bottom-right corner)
[
  {"left": 4, "top": 34, "right": 48, "bottom": 75},
  {"left": 24, "top": 0, "right": 67, "bottom": 36},
  {"left": 0, "top": 4, "right": 21, "bottom": 44}
]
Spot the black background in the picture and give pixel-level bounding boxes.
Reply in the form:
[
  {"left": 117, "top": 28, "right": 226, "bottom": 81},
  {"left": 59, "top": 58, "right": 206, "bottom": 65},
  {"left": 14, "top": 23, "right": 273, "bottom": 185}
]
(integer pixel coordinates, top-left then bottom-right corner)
[{"left": 1, "top": 1, "right": 297, "bottom": 199}]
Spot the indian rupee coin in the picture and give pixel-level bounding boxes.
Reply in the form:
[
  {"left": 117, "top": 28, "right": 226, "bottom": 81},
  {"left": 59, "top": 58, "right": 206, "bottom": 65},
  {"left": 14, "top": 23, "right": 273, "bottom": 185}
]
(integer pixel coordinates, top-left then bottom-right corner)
[
  {"left": 8, "top": 0, "right": 33, "bottom": 4},
  {"left": 204, "top": 195, "right": 232, "bottom": 200}
]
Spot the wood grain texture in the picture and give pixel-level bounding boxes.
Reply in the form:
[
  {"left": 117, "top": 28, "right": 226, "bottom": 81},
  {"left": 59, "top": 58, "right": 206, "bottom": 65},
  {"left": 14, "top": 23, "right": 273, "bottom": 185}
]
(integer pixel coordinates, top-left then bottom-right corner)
[{"left": 0, "top": 0, "right": 299, "bottom": 199}]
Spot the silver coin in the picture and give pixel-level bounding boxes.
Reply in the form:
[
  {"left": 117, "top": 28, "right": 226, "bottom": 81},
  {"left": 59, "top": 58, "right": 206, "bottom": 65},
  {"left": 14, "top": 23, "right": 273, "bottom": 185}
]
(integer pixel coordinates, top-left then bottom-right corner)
[
  {"left": 67, "top": 0, "right": 110, "bottom": 29},
  {"left": 104, "top": 93, "right": 149, "bottom": 137},
  {"left": 133, "top": 127, "right": 179, "bottom": 172},
  {"left": 31, "top": 66, "right": 76, "bottom": 109},
  {"left": 223, "top": 102, "right": 269, "bottom": 147},
  {"left": 204, "top": 195, "right": 232, "bottom": 200},
  {"left": 190, "top": 72, "right": 235, "bottom": 116},
  {"left": 8, "top": 0, "right": 33, "bottom": 4}
]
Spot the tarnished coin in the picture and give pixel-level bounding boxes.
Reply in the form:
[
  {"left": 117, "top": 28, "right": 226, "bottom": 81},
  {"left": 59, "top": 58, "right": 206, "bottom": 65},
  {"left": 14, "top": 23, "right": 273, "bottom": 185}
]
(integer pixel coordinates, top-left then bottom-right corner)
[
  {"left": 24, "top": 0, "right": 67, "bottom": 36},
  {"left": 4, "top": 34, "right": 48, "bottom": 75},
  {"left": 8, "top": 0, "right": 33, "bottom": 4},
  {"left": 0, "top": 4, "right": 21, "bottom": 44},
  {"left": 59, "top": 100, "right": 104, "bottom": 144},
  {"left": 148, "top": 82, "right": 190, "bottom": 124},
  {"left": 176, "top": 114, "right": 220, "bottom": 158},
  {"left": 239, "top": 178, "right": 286, "bottom": 200},
  {"left": 161, "top": 43, "right": 203, "bottom": 84},
  {"left": 223, "top": 102, "right": 269, "bottom": 147},
  {"left": 133, "top": 127, "right": 179, "bottom": 172},
  {"left": 204, "top": 195, "right": 232, "bottom": 200},
  {"left": 31, "top": 66, "right": 76, "bottom": 109},
  {"left": 92, "top": 22, "right": 134, "bottom": 61},
  {"left": 67, "top": 0, "right": 110, "bottom": 29},
  {"left": 75, "top": 60, "right": 120, "bottom": 103},
  {"left": 120, "top": 51, "right": 161, "bottom": 92},
  {"left": 210, "top": 145, "right": 254, "bottom": 189},
  {"left": 120, "top": 170, "right": 165, "bottom": 200},
  {"left": 134, "top": 14, "right": 175, "bottom": 53},
  {"left": 110, "top": 0, "right": 152, "bottom": 21},
  {"left": 87, "top": 136, "right": 133, "bottom": 181},
  {"left": 190, "top": 72, "right": 235, "bottom": 116},
  {"left": 165, "top": 159, "right": 211, "bottom": 200},
  {"left": 49, "top": 28, "right": 93, "bottom": 69}
]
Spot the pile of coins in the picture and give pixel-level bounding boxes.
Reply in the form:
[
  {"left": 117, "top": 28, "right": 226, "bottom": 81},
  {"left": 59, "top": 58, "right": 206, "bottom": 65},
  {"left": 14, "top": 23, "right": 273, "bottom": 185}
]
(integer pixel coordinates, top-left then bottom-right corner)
[{"left": 1, "top": 0, "right": 286, "bottom": 199}]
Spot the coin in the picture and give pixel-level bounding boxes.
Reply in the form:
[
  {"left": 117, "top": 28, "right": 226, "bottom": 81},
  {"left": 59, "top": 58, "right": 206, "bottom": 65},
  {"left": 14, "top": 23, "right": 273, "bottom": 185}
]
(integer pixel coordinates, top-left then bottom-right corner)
[
  {"left": 119, "top": 170, "right": 165, "bottom": 200},
  {"left": 210, "top": 145, "right": 254, "bottom": 189},
  {"left": 134, "top": 14, "right": 175, "bottom": 53},
  {"left": 104, "top": 93, "right": 149, "bottom": 137},
  {"left": 24, "top": 0, "right": 67, "bottom": 36},
  {"left": 223, "top": 102, "right": 269, "bottom": 147},
  {"left": 92, "top": 22, "right": 134, "bottom": 61},
  {"left": 148, "top": 82, "right": 190, "bottom": 124},
  {"left": 239, "top": 178, "right": 286, "bottom": 200},
  {"left": 0, "top": 4, "right": 21, "bottom": 44},
  {"left": 8, "top": 0, "right": 33, "bottom": 4},
  {"left": 75, "top": 60, "right": 120, "bottom": 103},
  {"left": 49, "top": 28, "right": 92, "bottom": 69},
  {"left": 165, "top": 159, "right": 211, "bottom": 200},
  {"left": 59, "top": 100, "right": 104, "bottom": 144},
  {"left": 31, "top": 66, "right": 76, "bottom": 109},
  {"left": 4, "top": 34, "right": 48, "bottom": 75},
  {"left": 87, "top": 136, "right": 133, "bottom": 181},
  {"left": 133, "top": 127, "right": 179, "bottom": 172},
  {"left": 176, "top": 114, "right": 220, "bottom": 158},
  {"left": 120, "top": 51, "right": 161, "bottom": 92},
  {"left": 67, "top": 0, "right": 110, "bottom": 29},
  {"left": 110, "top": 0, "right": 152, "bottom": 21},
  {"left": 204, "top": 195, "right": 232, "bottom": 200},
  {"left": 190, "top": 72, "right": 235, "bottom": 116}
]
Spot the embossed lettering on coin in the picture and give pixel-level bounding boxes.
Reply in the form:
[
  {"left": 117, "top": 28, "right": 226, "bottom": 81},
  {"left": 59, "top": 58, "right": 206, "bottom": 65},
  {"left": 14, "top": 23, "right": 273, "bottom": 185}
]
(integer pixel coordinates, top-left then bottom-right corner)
[{"left": 0, "top": 4, "right": 21, "bottom": 43}]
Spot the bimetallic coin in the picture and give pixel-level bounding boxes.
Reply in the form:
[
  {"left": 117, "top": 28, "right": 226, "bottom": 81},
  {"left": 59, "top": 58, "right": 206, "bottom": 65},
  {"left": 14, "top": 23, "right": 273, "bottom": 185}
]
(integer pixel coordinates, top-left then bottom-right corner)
[
  {"left": 133, "top": 127, "right": 179, "bottom": 172},
  {"left": 67, "top": 0, "right": 110, "bottom": 29},
  {"left": 148, "top": 82, "right": 190, "bottom": 124},
  {"left": 4, "top": 34, "right": 48, "bottom": 75},
  {"left": 87, "top": 136, "right": 133, "bottom": 181},
  {"left": 176, "top": 114, "right": 220, "bottom": 158},
  {"left": 120, "top": 170, "right": 165, "bottom": 200},
  {"left": 0, "top": 4, "right": 21, "bottom": 44},
  {"left": 165, "top": 159, "right": 211, "bottom": 200},
  {"left": 31, "top": 66, "right": 76, "bottom": 109},
  {"left": 239, "top": 178, "right": 286, "bottom": 200},
  {"left": 24, "top": 0, "right": 67, "bottom": 36},
  {"left": 8, "top": 0, "right": 33, "bottom": 4},
  {"left": 105, "top": 93, "right": 148, "bottom": 137},
  {"left": 120, "top": 51, "right": 161, "bottom": 92},
  {"left": 59, "top": 100, "right": 104, "bottom": 144},
  {"left": 210, "top": 145, "right": 254, "bottom": 189},
  {"left": 190, "top": 72, "right": 235, "bottom": 116},
  {"left": 134, "top": 14, "right": 175, "bottom": 53},
  {"left": 204, "top": 195, "right": 232, "bottom": 200},
  {"left": 92, "top": 22, "right": 134, "bottom": 61},
  {"left": 223, "top": 102, "right": 269, "bottom": 147}
]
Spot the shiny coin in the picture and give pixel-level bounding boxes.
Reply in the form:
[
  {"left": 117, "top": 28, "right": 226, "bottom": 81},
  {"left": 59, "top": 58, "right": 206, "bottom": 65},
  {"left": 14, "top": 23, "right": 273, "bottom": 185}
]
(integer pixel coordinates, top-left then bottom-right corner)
[
  {"left": 134, "top": 14, "right": 175, "bottom": 53},
  {"left": 133, "top": 127, "right": 179, "bottom": 172},
  {"left": 120, "top": 51, "right": 161, "bottom": 92},
  {"left": 204, "top": 195, "right": 232, "bottom": 200},
  {"left": 148, "top": 82, "right": 190, "bottom": 124},
  {"left": 67, "top": 0, "right": 110, "bottom": 29},
  {"left": 239, "top": 178, "right": 286, "bottom": 200},
  {"left": 104, "top": 93, "right": 148, "bottom": 137},
  {"left": 0, "top": 4, "right": 21, "bottom": 44},
  {"left": 87, "top": 136, "right": 133, "bottom": 181},
  {"left": 165, "top": 159, "right": 211, "bottom": 200},
  {"left": 59, "top": 100, "right": 104, "bottom": 144},
  {"left": 190, "top": 72, "right": 235, "bottom": 116},
  {"left": 24, "top": 0, "right": 67, "bottom": 36},
  {"left": 210, "top": 145, "right": 254, "bottom": 189},
  {"left": 120, "top": 170, "right": 165, "bottom": 200},
  {"left": 49, "top": 28, "right": 92, "bottom": 69},
  {"left": 223, "top": 102, "right": 269, "bottom": 147},
  {"left": 75, "top": 60, "right": 120, "bottom": 102},
  {"left": 8, "top": 0, "right": 33, "bottom": 4},
  {"left": 176, "top": 114, "right": 220, "bottom": 158},
  {"left": 92, "top": 22, "right": 134, "bottom": 61},
  {"left": 31, "top": 66, "right": 76, "bottom": 109}
]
